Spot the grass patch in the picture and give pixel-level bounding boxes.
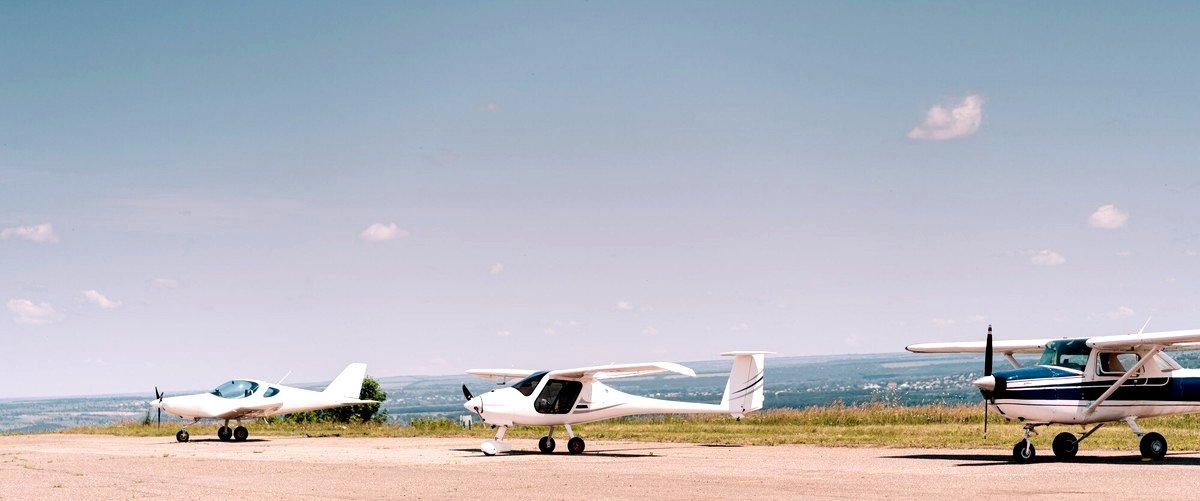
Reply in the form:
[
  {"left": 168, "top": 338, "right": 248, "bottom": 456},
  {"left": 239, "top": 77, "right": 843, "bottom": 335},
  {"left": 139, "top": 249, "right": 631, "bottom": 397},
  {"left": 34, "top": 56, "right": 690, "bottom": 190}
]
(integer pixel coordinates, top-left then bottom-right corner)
[{"left": 56, "top": 404, "right": 1200, "bottom": 450}]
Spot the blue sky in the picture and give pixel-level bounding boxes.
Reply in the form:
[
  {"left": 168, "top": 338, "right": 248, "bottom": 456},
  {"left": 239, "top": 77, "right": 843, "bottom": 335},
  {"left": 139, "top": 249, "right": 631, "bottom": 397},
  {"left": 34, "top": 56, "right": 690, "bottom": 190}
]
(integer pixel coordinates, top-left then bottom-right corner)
[{"left": 3, "top": 2, "right": 1199, "bottom": 397}]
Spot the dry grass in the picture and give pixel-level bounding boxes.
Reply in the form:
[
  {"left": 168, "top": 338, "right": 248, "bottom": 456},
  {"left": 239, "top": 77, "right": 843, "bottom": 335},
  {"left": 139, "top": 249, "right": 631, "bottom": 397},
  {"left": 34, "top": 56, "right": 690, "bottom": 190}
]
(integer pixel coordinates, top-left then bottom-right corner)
[{"left": 59, "top": 404, "right": 1200, "bottom": 450}]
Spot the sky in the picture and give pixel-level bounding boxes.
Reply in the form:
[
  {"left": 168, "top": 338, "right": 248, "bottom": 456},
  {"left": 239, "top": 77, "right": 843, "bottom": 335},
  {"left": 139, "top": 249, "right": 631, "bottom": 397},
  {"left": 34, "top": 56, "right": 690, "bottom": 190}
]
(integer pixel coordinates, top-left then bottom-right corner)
[{"left": 3, "top": 2, "right": 1200, "bottom": 398}]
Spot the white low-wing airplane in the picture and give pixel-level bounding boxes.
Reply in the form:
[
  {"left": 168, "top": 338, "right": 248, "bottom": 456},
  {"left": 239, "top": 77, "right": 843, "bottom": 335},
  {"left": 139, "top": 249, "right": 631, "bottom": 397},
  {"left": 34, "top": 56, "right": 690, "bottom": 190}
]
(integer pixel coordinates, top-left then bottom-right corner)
[
  {"left": 462, "top": 351, "right": 770, "bottom": 455},
  {"left": 151, "top": 363, "right": 378, "bottom": 442},
  {"left": 909, "top": 325, "right": 1200, "bottom": 462}
]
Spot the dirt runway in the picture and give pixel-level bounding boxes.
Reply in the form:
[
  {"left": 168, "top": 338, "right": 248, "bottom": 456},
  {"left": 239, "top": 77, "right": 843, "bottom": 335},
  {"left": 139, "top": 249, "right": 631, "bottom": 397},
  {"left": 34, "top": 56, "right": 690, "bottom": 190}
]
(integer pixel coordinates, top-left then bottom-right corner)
[{"left": 1, "top": 434, "right": 1197, "bottom": 499}]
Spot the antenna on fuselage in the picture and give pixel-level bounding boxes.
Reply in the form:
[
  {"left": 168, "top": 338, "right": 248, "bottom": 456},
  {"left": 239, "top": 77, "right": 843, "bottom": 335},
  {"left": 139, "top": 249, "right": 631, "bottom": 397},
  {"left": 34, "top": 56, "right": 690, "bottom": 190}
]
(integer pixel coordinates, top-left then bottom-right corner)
[
  {"left": 1138, "top": 317, "right": 1153, "bottom": 335},
  {"left": 277, "top": 370, "right": 292, "bottom": 385}
]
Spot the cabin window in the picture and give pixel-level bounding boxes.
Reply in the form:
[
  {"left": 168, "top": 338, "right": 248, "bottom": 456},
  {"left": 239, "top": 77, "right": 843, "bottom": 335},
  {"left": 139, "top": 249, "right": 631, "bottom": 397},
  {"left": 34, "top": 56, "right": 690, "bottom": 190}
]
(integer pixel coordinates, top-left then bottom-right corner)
[
  {"left": 263, "top": 387, "right": 281, "bottom": 398},
  {"left": 210, "top": 380, "right": 259, "bottom": 399},
  {"left": 511, "top": 371, "right": 548, "bottom": 397},
  {"left": 1098, "top": 353, "right": 1140, "bottom": 376},
  {"left": 535, "top": 379, "right": 583, "bottom": 414},
  {"left": 1037, "top": 339, "right": 1090, "bottom": 371}
]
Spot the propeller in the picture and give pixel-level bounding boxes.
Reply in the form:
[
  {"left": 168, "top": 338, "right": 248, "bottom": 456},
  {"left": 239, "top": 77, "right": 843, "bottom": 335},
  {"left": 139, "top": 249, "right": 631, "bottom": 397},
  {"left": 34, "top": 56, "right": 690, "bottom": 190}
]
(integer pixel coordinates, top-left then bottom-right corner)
[
  {"left": 982, "top": 325, "right": 993, "bottom": 438},
  {"left": 153, "top": 387, "right": 164, "bottom": 427},
  {"left": 462, "top": 384, "right": 473, "bottom": 401}
]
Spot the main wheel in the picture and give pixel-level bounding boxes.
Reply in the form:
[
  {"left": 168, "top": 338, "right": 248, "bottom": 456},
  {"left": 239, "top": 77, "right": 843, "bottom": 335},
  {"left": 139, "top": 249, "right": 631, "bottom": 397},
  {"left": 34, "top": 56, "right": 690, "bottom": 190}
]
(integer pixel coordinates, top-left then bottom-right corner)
[
  {"left": 567, "top": 437, "right": 585, "bottom": 455},
  {"left": 1051, "top": 432, "right": 1078, "bottom": 459},
  {"left": 233, "top": 426, "right": 249, "bottom": 442},
  {"left": 217, "top": 426, "right": 233, "bottom": 441},
  {"left": 538, "top": 436, "right": 556, "bottom": 453},
  {"left": 1012, "top": 440, "right": 1035, "bottom": 463},
  {"left": 1140, "top": 432, "right": 1167, "bottom": 460},
  {"left": 176, "top": 430, "right": 190, "bottom": 443}
]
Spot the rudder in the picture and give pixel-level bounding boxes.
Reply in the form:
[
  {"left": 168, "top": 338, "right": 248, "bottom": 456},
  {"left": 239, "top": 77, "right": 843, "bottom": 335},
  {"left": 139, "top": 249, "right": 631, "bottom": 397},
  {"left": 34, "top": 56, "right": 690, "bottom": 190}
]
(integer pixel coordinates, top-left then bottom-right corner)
[
  {"left": 323, "top": 363, "right": 368, "bottom": 399},
  {"left": 719, "top": 351, "right": 770, "bottom": 418}
]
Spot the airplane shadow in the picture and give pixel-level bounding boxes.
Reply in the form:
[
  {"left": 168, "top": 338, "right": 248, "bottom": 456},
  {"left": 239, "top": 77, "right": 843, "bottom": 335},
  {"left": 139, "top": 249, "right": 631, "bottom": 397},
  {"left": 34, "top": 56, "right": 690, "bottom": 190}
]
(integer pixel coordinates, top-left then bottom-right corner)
[
  {"left": 183, "top": 438, "right": 271, "bottom": 444},
  {"left": 886, "top": 451, "right": 1200, "bottom": 467},
  {"left": 449, "top": 447, "right": 663, "bottom": 458}
]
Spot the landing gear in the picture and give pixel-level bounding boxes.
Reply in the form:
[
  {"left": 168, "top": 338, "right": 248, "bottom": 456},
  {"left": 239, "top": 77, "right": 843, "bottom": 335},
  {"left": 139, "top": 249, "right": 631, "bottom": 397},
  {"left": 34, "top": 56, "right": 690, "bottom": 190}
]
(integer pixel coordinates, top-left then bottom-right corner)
[
  {"left": 1126, "top": 417, "right": 1167, "bottom": 461},
  {"left": 1140, "top": 432, "right": 1167, "bottom": 460},
  {"left": 1051, "top": 433, "right": 1078, "bottom": 459},
  {"left": 217, "top": 426, "right": 233, "bottom": 442},
  {"left": 568, "top": 437, "right": 586, "bottom": 455},
  {"left": 176, "top": 417, "right": 200, "bottom": 443},
  {"left": 481, "top": 426, "right": 512, "bottom": 456},
  {"left": 1011, "top": 424, "right": 1037, "bottom": 463},
  {"left": 539, "top": 426, "right": 556, "bottom": 453},
  {"left": 234, "top": 425, "right": 249, "bottom": 442},
  {"left": 564, "top": 423, "right": 585, "bottom": 455}
]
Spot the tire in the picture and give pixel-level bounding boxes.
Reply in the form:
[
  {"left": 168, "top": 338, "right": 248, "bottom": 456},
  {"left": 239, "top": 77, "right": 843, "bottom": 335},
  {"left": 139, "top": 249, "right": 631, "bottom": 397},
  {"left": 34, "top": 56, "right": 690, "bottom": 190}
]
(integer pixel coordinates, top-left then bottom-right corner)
[
  {"left": 1051, "top": 432, "right": 1078, "bottom": 459},
  {"left": 233, "top": 426, "right": 249, "bottom": 442},
  {"left": 567, "top": 437, "right": 586, "bottom": 455},
  {"left": 1140, "top": 432, "right": 1167, "bottom": 460},
  {"left": 217, "top": 426, "right": 233, "bottom": 441},
  {"left": 1012, "top": 440, "right": 1035, "bottom": 463},
  {"left": 176, "top": 430, "right": 190, "bottom": 443},
  {"left": 538, "top": 436, "right": 556, "bottom": 453}
]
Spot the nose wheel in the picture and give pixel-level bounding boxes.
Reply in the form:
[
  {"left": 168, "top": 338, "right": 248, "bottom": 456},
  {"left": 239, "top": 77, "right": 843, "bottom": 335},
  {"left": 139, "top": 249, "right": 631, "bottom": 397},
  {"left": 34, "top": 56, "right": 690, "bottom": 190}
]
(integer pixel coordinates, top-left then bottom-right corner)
[{"left": 175, "top": 430, "right": 189, "bottom": 442}]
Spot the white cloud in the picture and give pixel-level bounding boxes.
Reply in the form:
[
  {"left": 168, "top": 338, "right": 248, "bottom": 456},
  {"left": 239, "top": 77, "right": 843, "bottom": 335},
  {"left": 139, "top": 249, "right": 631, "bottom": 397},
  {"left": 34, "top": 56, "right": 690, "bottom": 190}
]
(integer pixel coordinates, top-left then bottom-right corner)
[
  {"left": 932, "top": 318, "right": 957, "bottom": 328},
  {"left": 1107, "top": 306, "right": 1135, "bottom": 319},
  {"left": 966, "top": 315, "right": 987, "bottom": 323},
  {"left": 731, "top": 322, "right": 750, "bottom": 331},
  {"left": 642, "top": 325, "right": 659, "bottom": 336},
  {"left": 82, "top": 290, "right": 121, "bottom": 310},
  {"left": 616, "top": 301, "right": 634, "bottom": 311},
  {"left": 1, "top": 223, "right": 59, "bottom": 243},
  {"left": 152, "top": 278, "right": 179, "bottom": 289},
  {"left": 7, "top": 299, "right": 59, "bottom": 325},
  {"left": 358, "top": 223, "right": 409, "bottom": 242},
  {"left": 1116, "top": 250, "right": 1133, "bottom": 258},
  {"left": 480, "top": 103, "right": 501, "bottom": 113},
  {"left": 1185, "top": 250, "right": 1199, "bottom": 257},
  {"left": 496, "top": 330, "right": 511, "bottom": 337},
  {"left": 489, "top": 263, "right": 504, "bottom": 275},
  {"left": 1088, "top": 204, "right": 1129, "bottom": 229},
  {"left": 908, "top": 95, "right": 984, "bottom": 140},
  {"left": 1028, "top": 250, "right": 1066, "bottom": 266}
]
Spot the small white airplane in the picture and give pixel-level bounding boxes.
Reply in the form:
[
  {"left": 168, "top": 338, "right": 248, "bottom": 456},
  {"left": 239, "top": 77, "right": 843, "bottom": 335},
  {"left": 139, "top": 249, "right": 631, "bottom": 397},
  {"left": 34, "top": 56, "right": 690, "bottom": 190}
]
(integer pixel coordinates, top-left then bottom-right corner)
[
  {"left": 150, "top": 363, "right": 378, "bottom": 443},
  {"left": 462, "top": 351, "right": 770, "bottom": 455},
  {"left": 909, "top": 324, "right": 1200, "bottom": 462}
]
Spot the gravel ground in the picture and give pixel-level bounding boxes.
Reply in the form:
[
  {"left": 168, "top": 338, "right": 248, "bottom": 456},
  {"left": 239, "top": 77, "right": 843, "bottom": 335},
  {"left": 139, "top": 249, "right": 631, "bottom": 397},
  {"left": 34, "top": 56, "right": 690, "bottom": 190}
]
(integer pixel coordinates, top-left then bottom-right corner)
[{"left": 1, "top": 434, "right": 1197, "bottom": 500}]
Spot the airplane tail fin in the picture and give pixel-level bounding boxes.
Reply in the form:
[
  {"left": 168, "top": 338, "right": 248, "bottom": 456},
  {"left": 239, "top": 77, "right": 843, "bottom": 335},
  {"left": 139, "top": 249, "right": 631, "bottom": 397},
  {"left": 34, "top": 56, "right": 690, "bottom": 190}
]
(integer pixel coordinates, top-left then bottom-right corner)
[
  {"left": 323, "top": 363, "right": 368, "bottom": 399},
  {"left": 719, "top": 351, "right": 771, "bottom": 418}
]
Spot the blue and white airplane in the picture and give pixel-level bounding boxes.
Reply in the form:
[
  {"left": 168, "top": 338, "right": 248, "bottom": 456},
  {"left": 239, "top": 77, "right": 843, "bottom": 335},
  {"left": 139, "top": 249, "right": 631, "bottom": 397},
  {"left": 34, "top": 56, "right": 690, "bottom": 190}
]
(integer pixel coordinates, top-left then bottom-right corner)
[{"left": 908, "top": 325, "right": 1200, "bottom": 462}]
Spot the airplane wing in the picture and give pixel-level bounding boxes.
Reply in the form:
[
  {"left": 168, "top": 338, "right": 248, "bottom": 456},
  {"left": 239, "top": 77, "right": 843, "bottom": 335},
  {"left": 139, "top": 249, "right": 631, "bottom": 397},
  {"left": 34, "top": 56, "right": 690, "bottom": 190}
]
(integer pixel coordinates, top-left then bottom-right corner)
[
  {"left": 906, "top": 339, "right": 1053, "bottom": 354},
  {"left": 218, "top": 402, "right": 285, "bottom": 420},
  {"left": 1087, "top": 329, "right": 1200, "bottom": 350},
  {"left": 547, "top": 362, "right": 696, "bottom": 381},
  {"left": 466, "top": 369, "right": 537, "bottom": 380}
]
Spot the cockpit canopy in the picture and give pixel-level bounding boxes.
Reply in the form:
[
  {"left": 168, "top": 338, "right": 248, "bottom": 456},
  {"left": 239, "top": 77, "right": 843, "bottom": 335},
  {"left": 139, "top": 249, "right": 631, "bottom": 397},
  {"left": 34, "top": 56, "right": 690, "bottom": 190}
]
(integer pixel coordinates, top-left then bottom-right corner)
[
  {"left": 1037, "top": 339, "right": 1091, "bottom": 371},
  {"left": 510, "top": 371, "right": 548, "bottom": 396},
  {"left": 210, "top": 380, "right": 259, "bottom": 399}
]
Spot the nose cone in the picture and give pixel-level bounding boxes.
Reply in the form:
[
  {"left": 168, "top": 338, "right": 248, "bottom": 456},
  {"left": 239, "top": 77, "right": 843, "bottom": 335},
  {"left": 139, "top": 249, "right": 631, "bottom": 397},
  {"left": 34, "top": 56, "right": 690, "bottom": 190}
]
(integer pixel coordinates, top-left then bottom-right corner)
[
  {"left": 150, "top": 399, "right": 163, "bottom": 409},
  {"left": 973, "top": 375, "right": 996, "bottom": 391},
  {"left": 464, "top": 396, "right": 482, "bottom": 415}
]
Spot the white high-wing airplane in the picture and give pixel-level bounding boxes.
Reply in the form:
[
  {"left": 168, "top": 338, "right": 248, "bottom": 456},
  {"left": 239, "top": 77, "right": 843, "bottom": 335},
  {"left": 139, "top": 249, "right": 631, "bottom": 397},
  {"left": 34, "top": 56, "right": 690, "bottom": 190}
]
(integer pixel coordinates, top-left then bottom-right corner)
[
  {"left": 150, "top": 363, "right": 378, "bottom": 443},
  {"left": 909, "top": 325, "right": 1200, "bottom": 462},
  {"left": 462, "top": 351, "right": 770, "bottom": 455}
]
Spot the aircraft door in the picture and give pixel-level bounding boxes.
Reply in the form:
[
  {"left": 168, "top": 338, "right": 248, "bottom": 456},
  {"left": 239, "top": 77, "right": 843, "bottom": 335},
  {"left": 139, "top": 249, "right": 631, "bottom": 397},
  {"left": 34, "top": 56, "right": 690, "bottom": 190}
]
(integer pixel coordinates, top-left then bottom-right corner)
[{"left": 534, "top": 379, "right": 583, "bottom": 414}]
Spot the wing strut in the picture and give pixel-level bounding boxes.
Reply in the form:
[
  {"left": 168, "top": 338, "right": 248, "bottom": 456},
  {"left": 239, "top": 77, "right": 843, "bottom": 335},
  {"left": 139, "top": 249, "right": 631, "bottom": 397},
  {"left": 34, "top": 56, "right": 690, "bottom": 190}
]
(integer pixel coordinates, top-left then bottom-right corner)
[{"left": 1085, "top": 346, "right": 1162, "bottom": 416}]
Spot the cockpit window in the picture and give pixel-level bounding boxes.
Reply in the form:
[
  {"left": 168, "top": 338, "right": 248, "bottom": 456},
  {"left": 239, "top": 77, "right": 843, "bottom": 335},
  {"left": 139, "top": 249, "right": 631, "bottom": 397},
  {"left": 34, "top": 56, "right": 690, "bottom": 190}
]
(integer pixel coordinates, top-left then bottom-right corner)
[
  {"left": 210, "top": 380, "right": 259, "bottom": 399},
  {"left": 263, "top": 387, "right": 281, "bottom": 398},
  {"left": 1038, "top": 339, "right": 1090, "bottom": 371},
  {"left": 511, "top": 371, "right": 548, "bottom": 397}
]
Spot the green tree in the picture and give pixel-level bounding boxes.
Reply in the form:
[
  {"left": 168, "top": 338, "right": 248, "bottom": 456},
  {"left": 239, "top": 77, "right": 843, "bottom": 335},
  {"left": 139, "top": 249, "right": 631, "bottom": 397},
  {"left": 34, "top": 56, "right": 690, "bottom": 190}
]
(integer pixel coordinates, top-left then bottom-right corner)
[{"left": 281, "top": 375, "right": 388, "bottom": 424}]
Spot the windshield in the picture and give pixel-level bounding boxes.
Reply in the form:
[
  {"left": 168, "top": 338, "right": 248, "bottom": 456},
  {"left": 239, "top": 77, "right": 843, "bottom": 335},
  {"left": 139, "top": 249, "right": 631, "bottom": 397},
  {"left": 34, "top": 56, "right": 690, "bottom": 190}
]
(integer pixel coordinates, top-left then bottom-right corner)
[
  {"left": 210, "top": 380, "right": 259, "bottom": 399},
  {"left": 1038, "top": 339, "right": 1090, "bottom": 371},
  {"left": 511, "top": 371, "right": 548, "bottom": 396}
]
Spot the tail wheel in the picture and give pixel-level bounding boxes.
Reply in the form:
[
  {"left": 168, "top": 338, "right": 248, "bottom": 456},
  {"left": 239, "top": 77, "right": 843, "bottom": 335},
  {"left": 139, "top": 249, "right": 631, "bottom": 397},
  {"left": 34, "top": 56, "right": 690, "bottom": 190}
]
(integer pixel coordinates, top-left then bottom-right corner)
[
  {"left": 176, "top": 430, "right": 190, "bottom": 443},
  {"left": 1051, "top": 432, "right": 1078, "bottom": 459},
  {"left": 567, "top": 437, "right": 585, "bottom": 455},
  {"left": 233, "top": 426, "right": 249, "bottom": 442},
  {"left": 1140, "top": 432, "right": 1167, "bottom": 460},
  {"left": 538, "top": 436, "right": 556, "bottom": 453},
  {"left": 1011, "top": 440, "right": 1035, "bottom": 463}
]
